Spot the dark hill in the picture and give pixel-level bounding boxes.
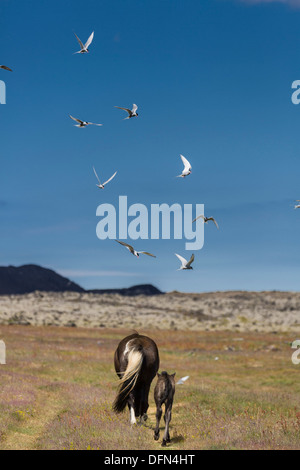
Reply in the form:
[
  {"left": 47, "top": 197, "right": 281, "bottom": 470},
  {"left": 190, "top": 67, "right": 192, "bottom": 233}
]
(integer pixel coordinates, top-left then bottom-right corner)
[
  {"left": 88, "top": 284, "right": 163, "bottom": 296},
  {"left": 0, "top": 264, "right": 163, "bottom": 296},
  {"left": 0, "top": 264, "right": 84, "bottom": 295}
]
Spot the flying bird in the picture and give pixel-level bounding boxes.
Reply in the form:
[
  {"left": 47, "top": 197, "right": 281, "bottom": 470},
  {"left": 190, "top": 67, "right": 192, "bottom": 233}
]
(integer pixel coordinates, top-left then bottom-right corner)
[
  {"left": 0, "top": 65, "right": 12, "bottom": 72},
  {"left": 193, "top": 215, "right": 219, "bottom": 229},
  {"left": 73, "top": 31, "right": 94, "bottom": 54},
  {"left": 93, "top": 166, "right": 117, "bottom": 189},
  {"left": 114, "top": 104, "right": 138, "bottom": 119},
  {"left": 294, "top": 200, "right": 300, "bottom": 209},
  {"left": 176, "top": 376, "right": 189, "bottom": 385},
  {"left": 177, "top": 154, "right": 191, "bottom": 178},
  {"left": 69, "top": 115, "right": 102, "bottom": 128},
  {"left": 115, "top": 240, "right": 156, "bottom": 258},
  {"left": 175, "top": 253, "right": 194, "bottom": 270}
]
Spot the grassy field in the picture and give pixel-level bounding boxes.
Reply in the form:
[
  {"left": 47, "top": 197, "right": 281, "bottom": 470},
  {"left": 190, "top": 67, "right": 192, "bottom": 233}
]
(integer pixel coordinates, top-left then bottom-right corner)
[{"left": 0, "top": 324, "right": 300, "bottom": 450}]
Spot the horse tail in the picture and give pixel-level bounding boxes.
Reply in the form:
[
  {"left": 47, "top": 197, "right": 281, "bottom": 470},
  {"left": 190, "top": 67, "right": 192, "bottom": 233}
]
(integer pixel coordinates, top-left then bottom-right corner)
[{"left": 113, "top": 346, "right": 143, "bottom": 413}]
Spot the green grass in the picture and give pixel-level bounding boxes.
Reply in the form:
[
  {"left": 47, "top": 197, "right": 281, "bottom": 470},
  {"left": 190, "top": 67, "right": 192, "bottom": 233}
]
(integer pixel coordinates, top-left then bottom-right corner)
[{"left": 0, "top": 325, "right": 299, "bottom": 449}]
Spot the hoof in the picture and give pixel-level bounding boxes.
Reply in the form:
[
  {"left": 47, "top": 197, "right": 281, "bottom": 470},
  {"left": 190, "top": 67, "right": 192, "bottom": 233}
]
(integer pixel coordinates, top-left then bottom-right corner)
[
  {"left": 161, "top": 440, "right": 167, "bottom": 447},
  {"left": 154, "top": 434, "right": 159, "bottom": 441}
]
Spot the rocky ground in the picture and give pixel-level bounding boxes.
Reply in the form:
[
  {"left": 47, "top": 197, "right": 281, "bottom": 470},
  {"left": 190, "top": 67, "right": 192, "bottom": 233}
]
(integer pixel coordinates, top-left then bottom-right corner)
[{"left": 0, "top": 290, "right": 300, "bottom": 332}]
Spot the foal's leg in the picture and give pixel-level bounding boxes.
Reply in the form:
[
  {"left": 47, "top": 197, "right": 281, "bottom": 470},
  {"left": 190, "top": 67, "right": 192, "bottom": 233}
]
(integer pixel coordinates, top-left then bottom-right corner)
[
  {"left": 154, "top": 401, "right": 162, "bottom": 440},
  {"left": 162, "top": 400, "right": 173, "bottom": 446}
]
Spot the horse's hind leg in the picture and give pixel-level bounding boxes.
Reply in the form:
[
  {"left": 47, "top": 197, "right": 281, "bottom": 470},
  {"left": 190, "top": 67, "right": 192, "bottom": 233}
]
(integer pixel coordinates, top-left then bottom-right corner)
[
  {"left": 154, "top": 402, "right": 162, "bottom": 441},
  {"left": 140, "top": 383, "right": 150, "bottom": 422},
  {"left": 162, "top": 400, "right": 173, "bottom": 446},
  {"left": 127, "top": 394, "right": 136, "bottom": 425}
]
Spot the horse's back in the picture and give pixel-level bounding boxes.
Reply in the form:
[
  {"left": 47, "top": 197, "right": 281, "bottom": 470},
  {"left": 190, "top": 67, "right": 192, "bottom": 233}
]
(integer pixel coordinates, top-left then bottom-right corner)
[{"left": 114, "top": 333, "right": 159, "bottom": 377}]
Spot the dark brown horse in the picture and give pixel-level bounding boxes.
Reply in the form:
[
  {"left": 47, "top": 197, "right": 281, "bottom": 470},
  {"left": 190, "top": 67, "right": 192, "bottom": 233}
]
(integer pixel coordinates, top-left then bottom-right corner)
[
  {"left": 113, "top": 332, "right": 159, "bottom": 424},
  {"left": 154, "top": 371, "right": 176, "bottom": 446}
]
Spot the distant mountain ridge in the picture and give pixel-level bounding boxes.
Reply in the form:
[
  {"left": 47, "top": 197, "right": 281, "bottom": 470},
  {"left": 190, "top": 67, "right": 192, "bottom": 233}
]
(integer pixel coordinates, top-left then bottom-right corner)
[
  {"left": 0, "top": 264, "right": 163, "bottom": 296},
  {"left": 89, "top": 284, "right": 162, "bottom": 296}
]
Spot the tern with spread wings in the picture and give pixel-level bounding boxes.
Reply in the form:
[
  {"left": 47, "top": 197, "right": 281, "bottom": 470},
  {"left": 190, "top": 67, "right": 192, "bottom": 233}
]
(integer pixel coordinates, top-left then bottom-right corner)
[
  {"left": 73, "top": 31, "right": 94, "bottom": 54},
  {"left": 69, "top": 115, "right": 102, "bottom": 128},
  {"left": 177, "top": 154, "right": 192, "bottom": 178},
  {"left": 175, "top": 253, "right": 194, "bottom": 270},
  {"left": 115, "top": 240, "right": 156, "bottom": 258},
  {"left": 93, "top": 166, "right": 117, "bottom": 189},
  {"left": 193, "top": 215, "right": 219, "bottom": 229},
  {"left": 114, "top": 104, "right": 138, "bottom": 119}
]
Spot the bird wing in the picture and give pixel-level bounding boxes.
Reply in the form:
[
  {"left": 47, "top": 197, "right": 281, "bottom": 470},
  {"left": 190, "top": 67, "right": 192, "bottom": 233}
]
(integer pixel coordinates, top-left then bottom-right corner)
[
  {"left": 192, "top": 214, "right": 205, "bottom": 223},
  {"left": 74, "top": 32, "right": 84, "bottom": 49},
  {"left": 69, "top": 115, "right": 83, "bottom": 124},
  {"left": 132, "top": 103, "right": 138, "bottom": 113},
  {"left": 114, "top": 106, "right": 131, "bottom": 115},
  {"left": 0, "top": 65, "right": 12, "bottom": 72},
  {"left": 138, "top": 251, "right": 156, "bottom": 258},
  {"left": 89, "top": 122, "right": 103, "bottom": 126},
  {"left": 186, "top": 253, "right": 195, "bottom": 268},
  {"left": 103, "top": 171, "right": 117, "bottom": 186},
  {"left": 177, "top": 376, "right": 189, "bottom": 384},
  {"left": 180, "top": 154, "right": 191, "bottom": 171},
  {"left": 115, "top": 239, "right": 134, "bottom": 253},
  {"left": 93, "top": 166, "right": 101, "bottom": 184},
  {"left": 207, "top": 217, "right": 219, "bottom": 229},
  {"left": 175, "top": 253, "right": 187, "bottom": 266},
  {"left": 85, "top": 31, "right": 94, "bottom": 48}
]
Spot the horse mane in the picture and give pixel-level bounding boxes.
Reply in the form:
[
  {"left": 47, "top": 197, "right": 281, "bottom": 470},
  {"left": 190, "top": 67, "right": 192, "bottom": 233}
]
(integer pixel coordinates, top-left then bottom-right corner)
[{"left": 130, "top": 329, "right": 140, "bottom": 335}]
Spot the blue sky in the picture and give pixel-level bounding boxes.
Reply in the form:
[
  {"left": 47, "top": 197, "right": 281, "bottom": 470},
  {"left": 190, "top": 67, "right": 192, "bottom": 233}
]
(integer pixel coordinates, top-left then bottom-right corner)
[{"left": 1, "top": 0, "right": 300, "bottom": 292}]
